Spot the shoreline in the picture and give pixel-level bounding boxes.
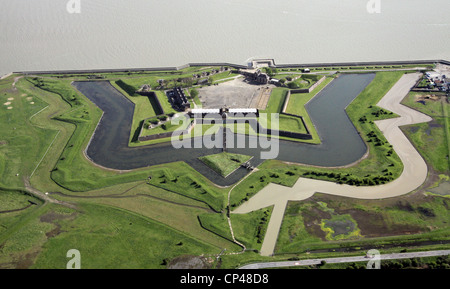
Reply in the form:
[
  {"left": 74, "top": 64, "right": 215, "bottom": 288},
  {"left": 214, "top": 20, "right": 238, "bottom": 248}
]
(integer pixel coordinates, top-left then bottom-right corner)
[{"left": 9, "top": 59, "right": 449, "bottom": 76}]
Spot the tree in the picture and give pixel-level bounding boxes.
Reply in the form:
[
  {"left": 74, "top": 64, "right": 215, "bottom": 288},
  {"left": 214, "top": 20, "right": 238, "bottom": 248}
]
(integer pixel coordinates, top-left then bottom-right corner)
[
  {"left": 264, "top": 67, "right": 277, "bottom": 77},
  {"left": 190, "top": 88, "right": 199, "bottom": 99},
  {"left": 288, "top": 82, "right": 300, "bottom": 89}
]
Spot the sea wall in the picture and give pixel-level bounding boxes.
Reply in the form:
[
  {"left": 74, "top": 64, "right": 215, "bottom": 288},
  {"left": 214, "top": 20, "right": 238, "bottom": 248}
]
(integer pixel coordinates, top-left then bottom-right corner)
[{"left": 13, "top": 59, "right": 449, "bottom": 76}]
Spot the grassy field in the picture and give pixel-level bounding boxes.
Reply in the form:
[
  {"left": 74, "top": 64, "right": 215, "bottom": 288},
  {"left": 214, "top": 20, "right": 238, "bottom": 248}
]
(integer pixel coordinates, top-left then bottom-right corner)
[
  {"left": 146, "top": 163, "right": 229, "bottom": 213},
  {"left": 275, "top": 193, "right": 450, "bottom": 255},
  {"left": 1, "top": 67, "right": 448, "bottom": 269},
  {"left": 32, "top": 202, "right": 221, "bottom": 269},
  {"left": 199, "top": 152, "right": 252, "bottom": 177},
  {"left": 199, "top": 206, "right": 272, "bottom": 252},
  {"left": 260, "top": 88, "right": 309, "bottom": 135},
  {"left": 401, "top": 91, "right": 450, "bottom": 174}
]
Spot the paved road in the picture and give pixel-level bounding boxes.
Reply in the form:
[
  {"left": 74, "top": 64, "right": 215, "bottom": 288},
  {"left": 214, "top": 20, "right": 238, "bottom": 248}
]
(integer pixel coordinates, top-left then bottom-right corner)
[{"left": 239, "top": 250, "right": 450, "bottom": 269}]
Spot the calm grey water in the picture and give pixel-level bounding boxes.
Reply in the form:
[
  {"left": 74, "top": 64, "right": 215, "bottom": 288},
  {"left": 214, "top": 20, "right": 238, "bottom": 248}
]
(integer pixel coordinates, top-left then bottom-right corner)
[
  {"left": 1, "top": 0, "right": 450, "bottom": 77},
  {"left": 73, "top": 73, "right": 374, "bottom": 186}
]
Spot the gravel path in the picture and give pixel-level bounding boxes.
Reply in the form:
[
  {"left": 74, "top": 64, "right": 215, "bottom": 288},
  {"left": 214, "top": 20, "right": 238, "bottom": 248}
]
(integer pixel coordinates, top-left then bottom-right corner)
[{"left": 239, "top": 250, "right": 450, "bottom": 269}]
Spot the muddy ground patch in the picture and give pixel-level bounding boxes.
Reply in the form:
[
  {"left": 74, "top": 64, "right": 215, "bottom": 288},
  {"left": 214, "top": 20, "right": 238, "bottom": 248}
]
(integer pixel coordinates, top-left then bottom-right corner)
[{"left": 167, "top": 255, "right": 214, "bottom": 269}]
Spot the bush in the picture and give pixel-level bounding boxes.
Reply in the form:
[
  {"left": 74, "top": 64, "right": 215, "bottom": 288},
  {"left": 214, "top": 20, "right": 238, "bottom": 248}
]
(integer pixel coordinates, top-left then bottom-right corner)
[
  {"left": 288, "top": 82, "right": 300, "bottom": 89},
  {"left": 157, "top": 115, "right": 168, "bottom": 121},
  {"left": 148, "top": 118, "right": 159, "bottom": 125},
  {"left": 190, "top": 88, "right": 199, "bottom": 99}
]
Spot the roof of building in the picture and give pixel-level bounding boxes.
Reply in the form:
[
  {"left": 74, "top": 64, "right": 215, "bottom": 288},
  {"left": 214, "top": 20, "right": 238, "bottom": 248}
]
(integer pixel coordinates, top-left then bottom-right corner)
[
  {"left": 228, "top": 108, "right": 258, "bottom": 113},
  {"left": 191, "top": 108, "right": 221, "bottom": 114}
]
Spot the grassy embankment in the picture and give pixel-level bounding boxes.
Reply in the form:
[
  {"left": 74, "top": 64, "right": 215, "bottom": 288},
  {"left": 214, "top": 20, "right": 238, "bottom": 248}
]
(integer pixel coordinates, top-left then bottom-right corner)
[
  {"left": 0, "top": 75, "right": 248, "bottom": 268},
  {"left": 0, "top": 75, "right": 60, "bottom": 191},
  {"left": 199, "top": 152, "right": 252, "bottom": 177},
  {"left": 31, "top": 202, "right": 221, "bottom": 269},
  {"left": 22, "top": 73, "right": 271, "bottom": 254},
  {"left": 109, "top": 80, "right": 183, "bottom": 145},
  {"left": 198, "top": 206, "right": 273, "bottom": 252},
  {"left": 262, "top": 87, "right": 308, "bottom": 134},
  {"left": 401, "top": 91, "right": 450, "bottom": 175},
  {"left": 17, "top": 76, "right": 230, "bottom": 213}
]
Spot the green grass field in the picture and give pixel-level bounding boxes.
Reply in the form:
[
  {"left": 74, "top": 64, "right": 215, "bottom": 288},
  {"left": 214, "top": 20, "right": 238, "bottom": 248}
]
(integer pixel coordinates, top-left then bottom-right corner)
[
  {"left": 32, "top": 202, "right": 220, "bottom": 269},
  {"left": 260, "top": 88, "right": 310, "bottom": 136},
  {"left": 199, "top": 152, "right": 252, "bottom": 177},
  {"left": 401, "top": 92, "right": 450, "bottom": 174},
  {"left": 0, "top": 67, "right": 449, "bottom": 269}
]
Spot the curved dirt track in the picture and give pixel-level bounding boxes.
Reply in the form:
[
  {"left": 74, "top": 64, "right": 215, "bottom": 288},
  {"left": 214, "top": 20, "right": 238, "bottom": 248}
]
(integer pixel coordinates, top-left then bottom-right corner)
[{"left": 233, "top": 72, "right": 433, "bottom": 256}]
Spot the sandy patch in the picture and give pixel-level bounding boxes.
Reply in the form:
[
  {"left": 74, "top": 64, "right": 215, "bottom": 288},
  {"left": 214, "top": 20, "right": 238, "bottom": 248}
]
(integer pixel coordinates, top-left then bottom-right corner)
[
  {"left": 7, "top": 107, "right": 13, "bottom": 110},
  {"left": 4, "top": 102, "right": 11, "bottom": 106},
  {"left": 7, "top": 97, "right": 14, "bottom": 101}
]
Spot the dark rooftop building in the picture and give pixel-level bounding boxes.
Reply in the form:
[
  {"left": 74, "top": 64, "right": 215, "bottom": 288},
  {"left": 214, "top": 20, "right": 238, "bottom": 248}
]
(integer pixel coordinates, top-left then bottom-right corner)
[
  {"left": 167, "top": 87, "right": 191, "bottom": 111},
  {"left": 240, "top": 69, "right": 270, "bottom": 84}
]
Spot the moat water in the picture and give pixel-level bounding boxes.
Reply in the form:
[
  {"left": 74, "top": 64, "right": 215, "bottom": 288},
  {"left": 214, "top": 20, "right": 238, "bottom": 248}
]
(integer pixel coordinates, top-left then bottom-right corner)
[{"left": 73, "top": 73, "right": 375, "bottom": 185}]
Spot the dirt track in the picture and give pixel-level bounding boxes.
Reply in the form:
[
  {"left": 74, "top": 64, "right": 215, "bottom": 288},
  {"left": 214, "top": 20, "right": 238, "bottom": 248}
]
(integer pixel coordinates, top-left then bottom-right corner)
[{"left": 233, "top": 73, "right": 433, "bottom": 256}]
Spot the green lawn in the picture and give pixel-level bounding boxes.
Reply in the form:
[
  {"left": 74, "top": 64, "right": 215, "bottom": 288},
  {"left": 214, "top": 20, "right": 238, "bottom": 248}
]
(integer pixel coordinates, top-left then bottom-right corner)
[
  {"left": 262, "top": 87, "right": 288, "bottom": 114},
  {"left": 259, "top": 88, "right": 309, "bottom": 136},
  {"left": 32, "top": 202, "right": 220, "bottom": 269},
  {"left": 1, "top": 68, "right": 447, "bottom": 269},
  {"left": 257, "top": 77, "right": 335, "bottom": 143},
  {"left": 0, "top": 190, "right": 40, "bottom": 212},
  {"left": 199, "top": 152, "right": 252, "bottom": 177},
  {"left": 199, "top": 206, "right": 273, "bottom": 252},
  {"left": 0, "top": 76, "right": 61, "bottom": 190},
  {"left": 401, "top": 92, "right": 450, "bottom": 173},
  {"left": 110, "top": 81, "right": 177, "bottom": 143},
  {"left": 111, "top": 66, "right": 235, "bottom": 91}
]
